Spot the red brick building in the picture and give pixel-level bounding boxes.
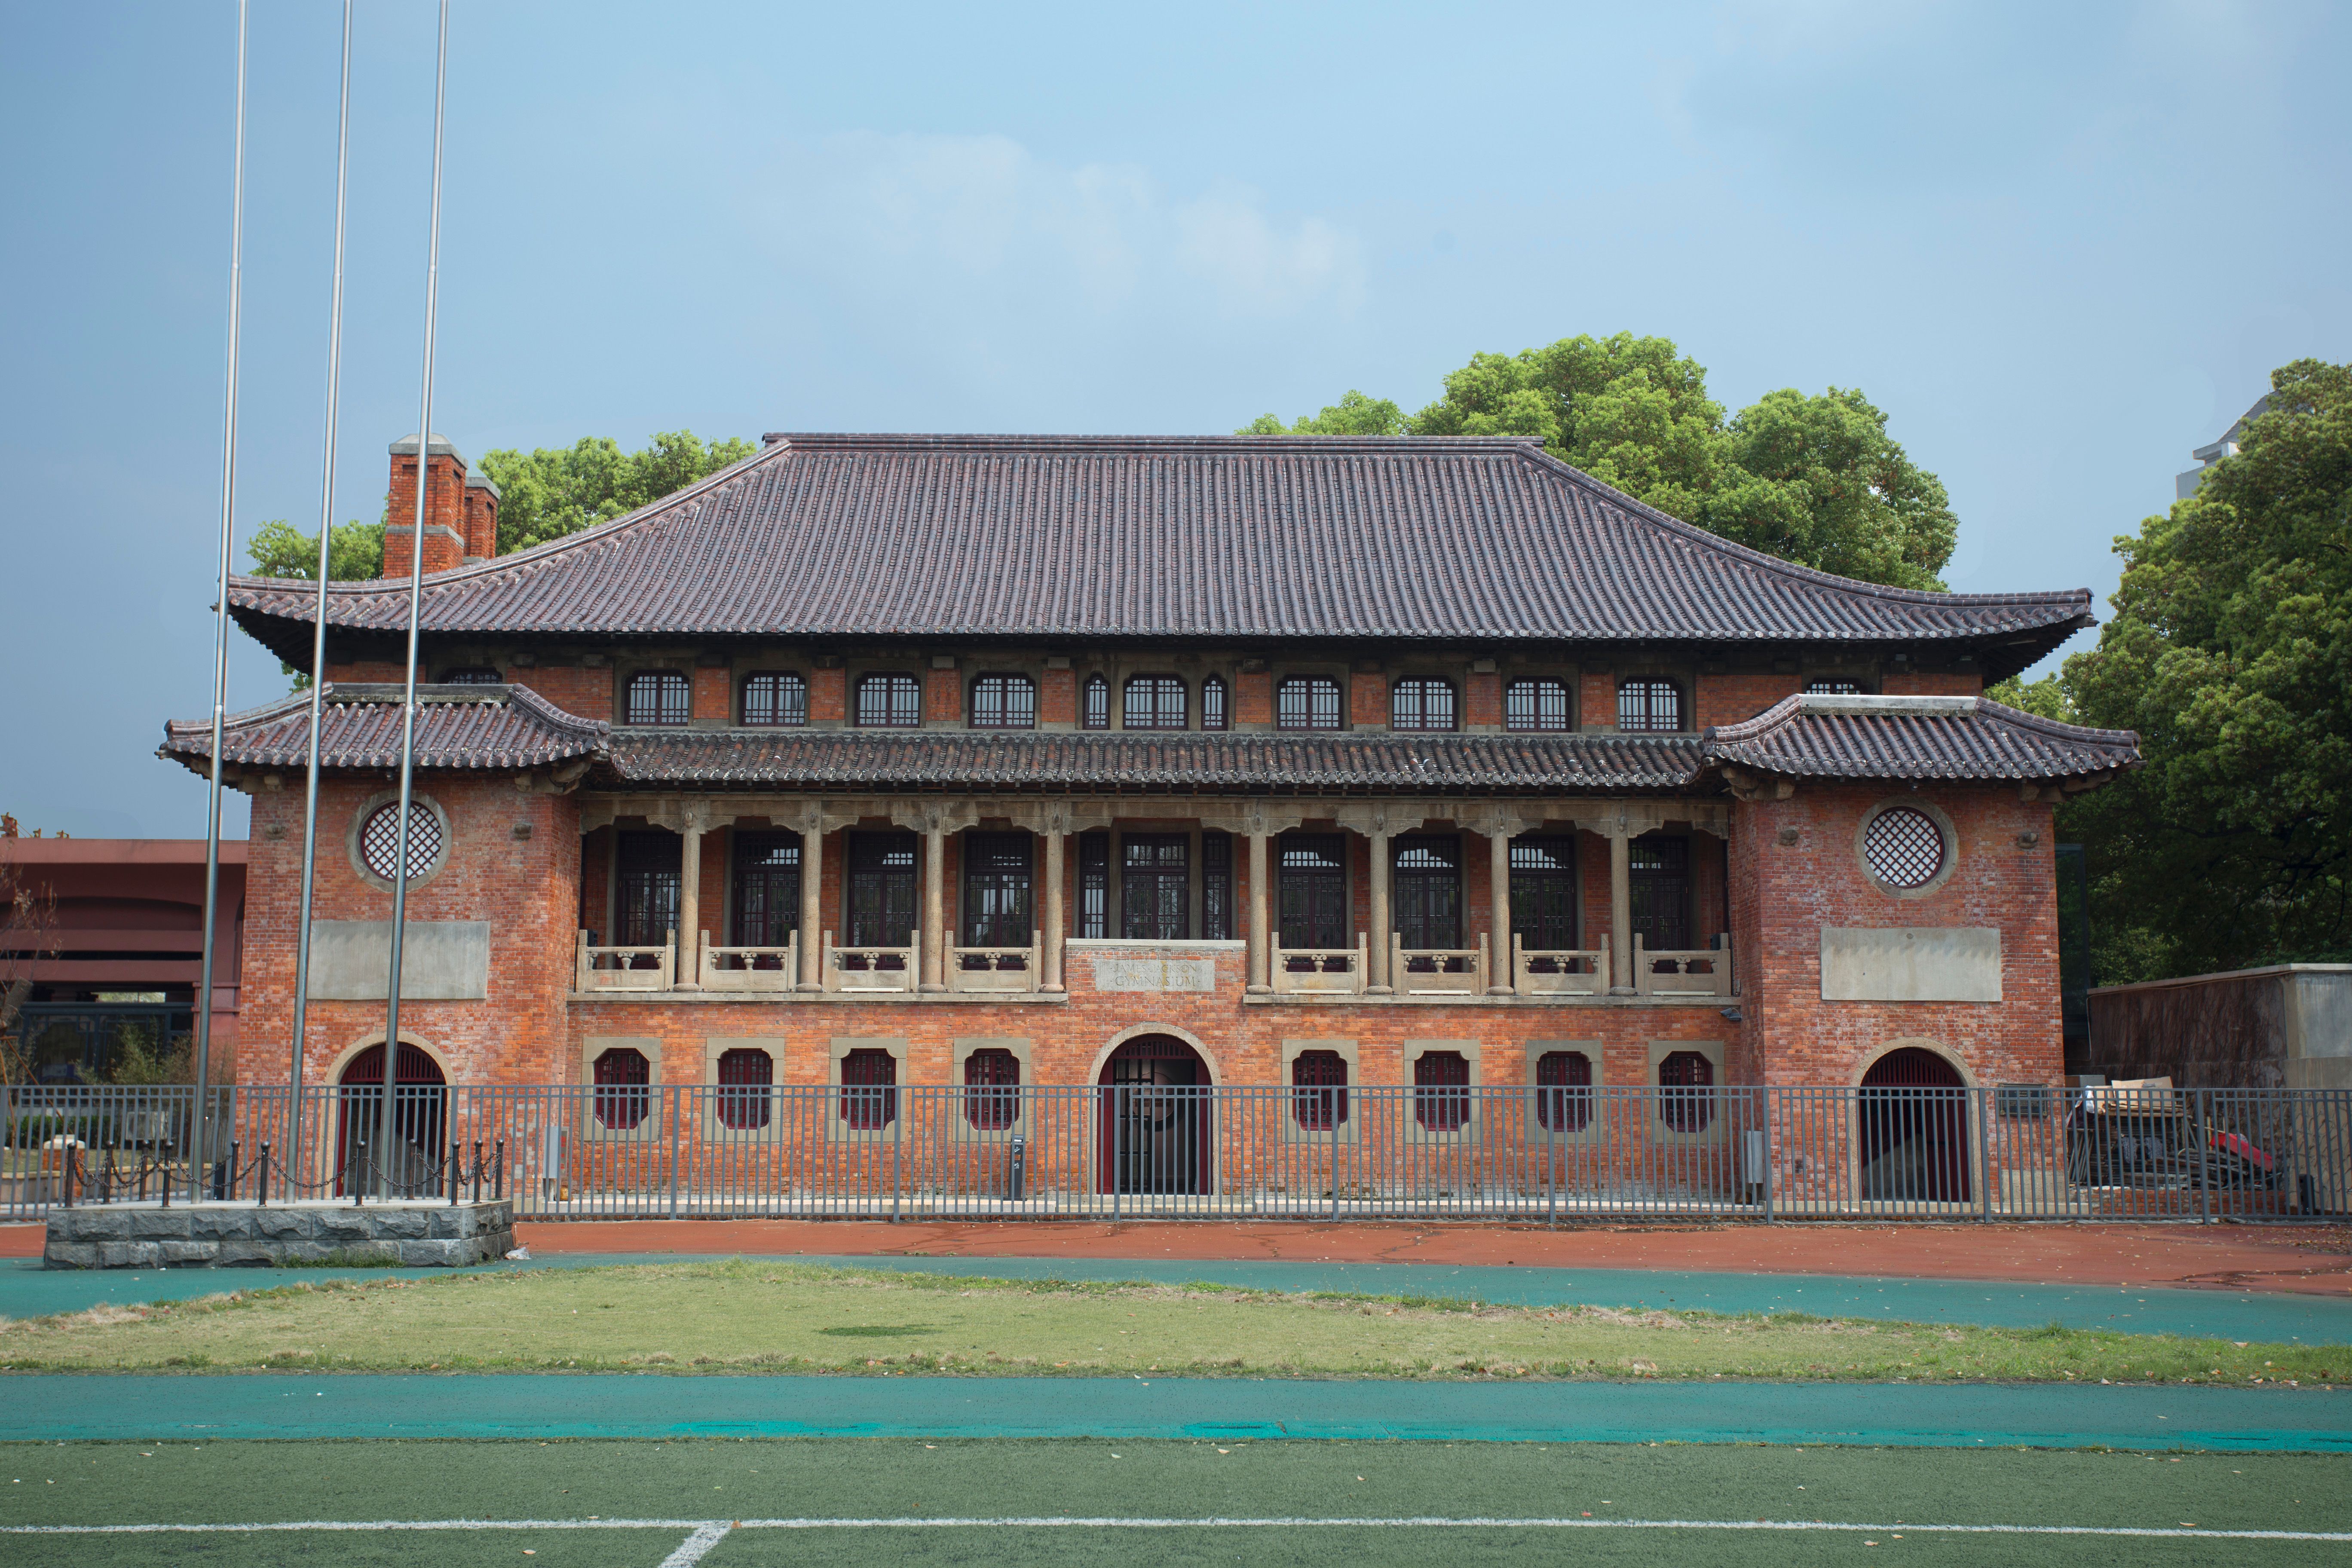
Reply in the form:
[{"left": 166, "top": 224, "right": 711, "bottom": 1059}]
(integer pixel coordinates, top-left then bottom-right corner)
[{"left": 162, "top": 432, "right": 2137, "bottom": 1136}]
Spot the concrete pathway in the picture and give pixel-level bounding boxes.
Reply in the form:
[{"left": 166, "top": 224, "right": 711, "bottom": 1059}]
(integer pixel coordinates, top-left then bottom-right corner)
[{"left": 2, "top": 1373, "right": 2344, "bottom": 1451}]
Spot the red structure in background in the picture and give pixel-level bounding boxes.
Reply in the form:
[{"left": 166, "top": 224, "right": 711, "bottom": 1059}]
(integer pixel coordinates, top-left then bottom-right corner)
[{"left": 0, "top": 839, "right": 245, "bottom": 1082}]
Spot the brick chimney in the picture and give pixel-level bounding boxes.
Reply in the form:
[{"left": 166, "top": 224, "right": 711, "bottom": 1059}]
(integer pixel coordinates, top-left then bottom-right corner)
[
  {"left": 462, "top": 470, "right": 501, "bottom": 562},
  {"left": 383, "top": 433, "right": 470, "bottom": 578}
]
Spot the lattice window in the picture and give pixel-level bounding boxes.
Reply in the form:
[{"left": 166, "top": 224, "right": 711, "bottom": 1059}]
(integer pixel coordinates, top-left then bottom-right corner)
[
  {"left": 1123, "top": 675, "right": 1187, "bottom": 730},
  {"left": 742, "top": 672, "right": 807, "bottom": 726},
  {"left": 1291, "top": 1049, "right": 1349, "bottom": 1130},
  {"left": 438, "top": 666, "right": 501, "bottom": 685},
  {"left": 1201, "top": 676, "right": 1229, "bottom": 732},
  {"left": 1617, "top": 677, "right": 1681, "bottom": 732},
  {"left": 716, "top": 1047, "right": 773, "bottom": 1131},
  {"left": 1863, "top": 806, "right": 1946, "bottom": 889},
  {"left": 854, "top": 674, "right": 921, "bottom": 728},
  {"left": 1506, "top": 677, "right": 1570, "bottom": 732},
  {"left": 964, "top": 1048, "right": 1021, "bottom": 1130},
  {"left": 593, "top": 1047, "right": 650, "bottom": 1131},
  {"left": 840, "top": 1047, "right": 898, "bottom": 1130},
  {"left": 1536, "top": 1050, "right": 1592, "bottom": 1133},
  {"left": 1391, "top": 678, "right": 1457, "bottom": 732},
  {"left": 1805, "top": 678, "right": 1862, "bottom": 695},
  {"left": 625, "top": 671, "right": 690, "bottom": 726},
  {"left": 1658, "top": 1050, "right": 1714, "bottom": 1133},
  {"left": 970, "top": 674, "right": 1037, "bottom": 729},
  {"left": 1413, "top": 1050, "right": 1470, "bottom": 1132},
  {"left": 360, "top": 801, "right": 441, "bottom": 882},
  {"left": 1082, "top": 674, "right": 1110, "bottom": 730},
  {"left": 1277, "top": 676, "right": 1341, "bottom": 731}
]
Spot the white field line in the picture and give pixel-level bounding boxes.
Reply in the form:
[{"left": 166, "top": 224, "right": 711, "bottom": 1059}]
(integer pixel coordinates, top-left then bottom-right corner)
[{"left": 4, "top": 1518, "right": 2352, "bottom": 1540}]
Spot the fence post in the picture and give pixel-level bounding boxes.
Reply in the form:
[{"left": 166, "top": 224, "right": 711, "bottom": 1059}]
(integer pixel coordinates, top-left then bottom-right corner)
[
  {"left": 1761, "top": 1089, "right": 1775, "bottom": 1224},
  {"left": 2192, "top": 1090, "right": 2212, "bottom": 1225},
  {"left": 668, "top": 1086, "right": 681, "bottom": 1221},
  {"left": 494, "top": 1137, "right": 506, "bottom": 1202},
  {"left": 228, "top": 1140, "right": 240, "bottom": 1203},
  {"left": 890, "top": 1090, "right": 903, "bottom": 1224},
  {"left": 257, "top": 1142, "right": 270, "bottom": 1207},
  {"left": 1330, "top": 1111, "right": 1340, "bottom": 1222},
  {"left": 1978, "top": 1087, "right": 1994, "bottom": 1222}
]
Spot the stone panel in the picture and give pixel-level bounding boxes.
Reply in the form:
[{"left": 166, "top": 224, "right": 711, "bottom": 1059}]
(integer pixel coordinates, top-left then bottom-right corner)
[{"left": 1821, "top": 928, "right": 2003, "bottom": 1003}]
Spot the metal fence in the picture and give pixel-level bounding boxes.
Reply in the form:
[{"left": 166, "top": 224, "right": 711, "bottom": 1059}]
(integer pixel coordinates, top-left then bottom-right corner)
[{"left": 4, "top": 1080, "right": 2349, "bottom": 1224}]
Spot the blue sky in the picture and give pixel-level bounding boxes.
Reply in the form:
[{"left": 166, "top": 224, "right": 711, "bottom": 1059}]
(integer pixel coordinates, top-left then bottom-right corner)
[{"left": 2, "top": 0, "right": 2345, "bottom": 839}]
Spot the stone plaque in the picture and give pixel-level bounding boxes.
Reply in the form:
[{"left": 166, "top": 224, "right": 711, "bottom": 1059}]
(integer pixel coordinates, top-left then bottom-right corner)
[
  {"left": 1088, "top": 956, "right": 1217, "bottom": 993},
  {"left": 308, "top": 920, "right": 491, "bottom": 1000},
  {"left": 1821, "top": 927, "right": 2001, "bottom": 1003}
]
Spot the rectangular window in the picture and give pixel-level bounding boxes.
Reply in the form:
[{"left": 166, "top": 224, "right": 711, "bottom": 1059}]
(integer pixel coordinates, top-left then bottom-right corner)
[
  {"left": 854, "top": 673, "right": 922, "bottom": 728},
  {"left": 730, "top": 832, "right": 801, "bottom": 946},
  {"left": 1201, "top": 677, "right": 1229, "bottom": 731},
  {"left": 742, "top": 672, "right": 807, "bottom": 727},
  {"left": 1390, "top": 678, "right": 1457, "bottom": 732},
  {"left": 1121, "top": 833, "right": 1190, "bottom": 940},
  {"left": 616, "top": 830, "right": 681, "bottom": 946},
  {"left": 625, "top": 671, "right": 690, "bottom": 727},
  {"left": 1805, "top": 678, "right": 1862, "bottom": 695},
  {"left": 961, "top": 832, "right": 1034, "bottom": 946},
  {"left": 1277, "top": 676, "right": 1342, "bottom": 731},
  {"left": 1077, "top": 831, "right": 1109, "bottom": 938},
  {"left": 1201, "top": 830, "right": 1233, "bottom": 940},
  {"left": 846, "top": 831, "right": 918, "bottom": 946},
  {"left": 1393, "top": 835, "right": 1462, "bottom": 949},
  {"left": 970, "top": 674, "right": 1037, "bottom": 729},
  {"left": 1505, "top": 678, "right": 1571, "bottom": 732},
  {"left": 1629, "top": 835, "right": 1690, "bottom": 951},
  {"left": 1123, "top": 675, "right": 1187, "bottom": 730},
  {"left": 1082, "top": 675, "right": 1110, "bottom": 730},
  {"left": 1508, "top": 834, "right": 1578, "bottom": 951},
  {"left": 1278, "top": 833, "right": 1348, "bottom": 949},
  {"left": 1617, "top": 678, "right": 1682, "bottom": 732}
]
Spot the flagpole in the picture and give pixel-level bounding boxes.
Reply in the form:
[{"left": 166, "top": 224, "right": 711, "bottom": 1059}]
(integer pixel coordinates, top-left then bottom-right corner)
[{"left": 377, "top": 0, "right": 450, "bottom": 1197}]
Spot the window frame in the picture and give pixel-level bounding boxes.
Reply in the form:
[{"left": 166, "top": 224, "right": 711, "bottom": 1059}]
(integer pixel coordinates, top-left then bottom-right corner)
[
  {"left": 624, "top": 670, "right": 691, "bottom": 727},
  {"left": 1121, "top": 674, "right": 1188, "bottom": 731},
  {"left": 1200, "top": 675, "right": 1229, "bottom": 732},
  {"left": 852, "top": 672, "right": 922, "bottom": 729},
  {"left": 1616, "top": 677, "right": 1684, "bottom": 733},
  {"left": 968, "top": 673, "right": 1038, "bottom": 730},
  {"left": 1390, "top": 677, "right": 1458, "bottom": 732},
  {"left": 741, "top": 671, "right": 808, "bottom": 727},
  {"left": 715, "top": 1047, "right": 773, "bottom": 1132},
  {"left": 1276, "top": 675, "right": 1343, "bottom": 732},
  {"left": 1081, "top": 674, "right": 1110, "bottom": 730},
  {"left": 438, "top": 666, "right": 502, "bottom": 686},
  {"left": 1505, "top": 677, "right": 1572, "bottom": 732}
]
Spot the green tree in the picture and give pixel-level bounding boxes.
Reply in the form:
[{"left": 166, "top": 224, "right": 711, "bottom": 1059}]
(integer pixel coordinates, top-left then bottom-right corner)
[
  {"left": 244, "top": 518, "right": 384, "bottom": 581},
  {"left": 1242, "top": 333, "right": 1958, "bottom": 588},
  {"left": 1985, "top": 673, "right": 2074, "bottom": 722},
  {"left": 2058, "top": 358, "right": 2352, "bottom": 978},
  {"left": 479, "top": 430, "right": 758, "bottom": 554}
]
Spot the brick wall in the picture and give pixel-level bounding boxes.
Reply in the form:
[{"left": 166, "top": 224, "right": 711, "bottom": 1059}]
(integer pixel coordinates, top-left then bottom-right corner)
[
  {"left": 809, "top": 668, "right": 846, "bottom": 724},
  {"left": 925, "top": 668, "right": 962, "bottom": 723},
  {"left": 1884, "top": 671, "right": 1983, "bottom": 697},
  {"left": 1579, "top": 672, "right": 1613, "bottom": 729},
  {"left": 509, "top": 666, "right": 613, "bottom": 723},
  {"left": 1236, "top": 671, "right": 1272, "bottom": 726},
  {"left": 1350, "top": 672, "right": 1387, "bottom": 728},
  {"left": 1465, "top": 672, "right": 1501, "bottom": 727},
  {"left": 1695, "top": 673, "right": 1801, "bottom": 732},
  {"left": 692, "top": 668, "right": 730, "bottom": 723},
  {"left": 381, "top": 450, "right": 469, "bottom": 579},
  {"left": 1039, "top": 668, "right": 1077, "bottom": 725}
]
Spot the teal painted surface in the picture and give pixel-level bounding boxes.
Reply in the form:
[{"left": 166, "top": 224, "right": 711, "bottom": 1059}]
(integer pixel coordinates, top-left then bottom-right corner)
[
  {"left": 9, "top": 1252, "right": 2348, "bottom": 1344},
  {"left": 0, "top": 1374, "right": 2345, "bottom": 1451}
]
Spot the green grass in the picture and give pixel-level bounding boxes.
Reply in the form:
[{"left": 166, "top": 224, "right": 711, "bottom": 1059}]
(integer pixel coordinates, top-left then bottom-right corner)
[
  {"left": 3, "top": 1439, "right": 2350, "bottom": 1567},
  {"left": 0, "top": 1259, "right": 2341, "bottom": 1383}
]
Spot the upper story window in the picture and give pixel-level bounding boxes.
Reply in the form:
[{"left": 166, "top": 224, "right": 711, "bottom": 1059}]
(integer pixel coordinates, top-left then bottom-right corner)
[
  {"left": 741, "top": 672, "right": 807, "bottom": 727},
  {"left": 1201, "top": 676, "right": 1229, "bottom": 732},
  {"left": 1277, "top": 676, "right": 1342, "bottom": 731},
  {"left": 854, "top": 673, "right": 922, "bottom": 728},
  {"left": 970, "top": 674, "right": 1037, "bottom": 729},
  {"left": 1391, "top": 678, "right": 1457, "bottom": 732},
  {"left": 1082, "top": 674, "right": 1110, "bottom": 730},
  {"left": 1805, "top": 677, "right": 1862, "bottom": 695},
  {"left": 439, "top": 666, "right": 501, "bottom": 685},
  {"left": 1123, "top": 675, "right": 1187, "bottom": 730},
  {"left": 1506, "top": 677, "right": 1571, "bottom": 732},
  {"left": 1616, "top": 677, "right": 1682, "bottom": 733},
  {"left": 624, "top": 671, "right": 689, "bottom": 726}
]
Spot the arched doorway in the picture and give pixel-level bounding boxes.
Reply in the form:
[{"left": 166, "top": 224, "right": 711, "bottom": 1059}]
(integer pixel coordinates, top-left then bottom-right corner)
[
  {"left": 1097, "top": 1035, "right": 1211, "bottom": 1195},
  {"left": 336, "top": 1041, "right": 449, "bottom": 1197},
  {"left": 1858, "top": 1047, "right": 1970, "bottom": 1204}
]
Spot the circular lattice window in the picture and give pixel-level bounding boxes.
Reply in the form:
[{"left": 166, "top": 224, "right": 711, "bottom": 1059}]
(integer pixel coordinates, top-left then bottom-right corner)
[
  {"left": 359, "top": 801, "right": 443, "bottom": 883},
  {"left": 1862, "top": 805, "right": 1946, "bottom": 889}
]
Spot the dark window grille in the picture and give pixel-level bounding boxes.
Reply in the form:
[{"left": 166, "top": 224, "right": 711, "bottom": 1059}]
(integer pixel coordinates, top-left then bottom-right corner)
[
  {"left": 1393, "top": 835, "right": 1462, "bottom": 950},
  {"left": 360, "top": 802, "right": 441, "bottom": 882},
  {"left": 439, "top": 666, "right": 501, "bottom": 685},
  {"left": 839, "top": 1047, "right": 897, "bottom": 1130},
  {"left": 1121, "top": 833, "right": 1190, "bottom": 940},
  {"left": 1506, "top": 677, "right": 1571, "bottom": 732},
  {"left": 716, "top": 1047, "right": 772, "bottom": 1131},
  {"left": 742, "top": 672, "right": 807, "bottom": 727},
  {"left": 1509, "top": 834, "right": 1579, "bottom": 952},
  {"left": 1390, "top": 677, "right": 1457, "bottom": 732},
  {"left": 1864, "top": 807, "right": 1945, "bottom": 888},
  {"left": 1277, "top": 676, "right": 1342, "bottom": 731},
  {"left": 1629, "top": 835, "right": 1690, "bottom": 952},
  {"left": 1413, "top": 1050, "right": 1470, "bottom": 1132},
  {"left": 963, "top": 1047, "right": 1021, "bottom": 1130},
  {"left": 1081, "top": 674, "right": 1110, "bottom": 729},
  {"left": 1996, "top": 1083, "right": 2049, "bottom": 1120},
  {"left": 846, "top": 832, "right": 918, "bottom": 947},
  {"left": 593, "top": 1047, "right": 650, "bottom": 1131},
  {"left": 1805, "top": 678, "right": 1862, "bottom": 695},
  {"left": 1077, "top": 831, "right": 1109, "bottom": 937},
  {"left": 1201, "top": 831, "right": 1234, "bottom": 940},
  {"left": 1536, "top": 1050, "right": 1592, "bottom": 1133},
  {"left": 729, "top": 833, "right": 800, "bottom": 949},
  {"left": 1617, "top": 677, "right": 1682, "bottom": 732},
  {"left": 961, "top": 832, "right": 1033, "bottom": 947},
  {"left": 616, "top": 831, "right": 681, "bottom": 948},
  {"left": 854, "top": 673, "right": 921, "bottom": 727},
  {"left": 625, "top": 671, "right": 690, "bottom": 726},
  {"left": 1659, "top": 1050, "right": 1714, "bottom": 1133},
  {"left": 1123, "top": 675, "right": 1187, "bottom": 729},
  {"left": 1201, "top": 676, "right": 1229, "bottom": 731},
  {"left": 970, "top": 674, "right": 1037, "bottom": 729},
  {"left": 1291, "top": 1049, "right": 1349, "bottom": 1130},
  {"left": 1278, "top": 833, "right": 1348, "bottom": 950}
]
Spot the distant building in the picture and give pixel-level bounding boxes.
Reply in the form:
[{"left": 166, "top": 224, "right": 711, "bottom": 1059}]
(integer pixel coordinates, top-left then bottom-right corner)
[{"left": 2176, "top": 392, "right": 2274, "bottom": 500}]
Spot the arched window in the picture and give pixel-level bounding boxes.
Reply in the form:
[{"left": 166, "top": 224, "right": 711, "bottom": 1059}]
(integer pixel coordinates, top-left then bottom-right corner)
[
  {"left": 716, "top": 1047, "right": 773, "bottom": 1131},
  {"left": 840, "top": 1047, "right": 898, "bottom": 1130},
  {"left": 1291, "top": 1049, "right": 1348, "bottom": 1130},
  {"left": 1200, "top": 676, "right": 1229, "bottom": 732},
  {"left": 1805, "top": 677, "right": 1862, "bottom": 695},
  {"left": 1658, "top": 1050, "right": 1714, "bottom": 1133},
  {"left": 854, "top": 673, "right": 921, "bottom": 728},
  {"left": 438, "top": 666, "right": 501, "bottom": 685},
  {"left": 963, "top": 1048, "right": 1021, "bottom": 1130},
  {"left": 1123, "top": 675, "right": 1187, "bottom": 729},
  {"left": 1505, "top": 678, "right": 1570, "bottom": 732},
  {"left": 1413, "top": 1050, "right": 1470, "bottom": 1132},
  {"left": 1081, "top": 674, "right": 1110, "bottom": 730},
  {"left": 1617, "top": 677, "right": 1682, "bottom": 733},
  {"left": 624, "top": 671, "right": 690, "bottom": 726},
  {"left": 1390, "top": 678, "right": 1457, "bottom": 732},
  {"left": 593, "top": 1047, "right": 651, "bottom": 1131},
  {"left": 359, "top": 801, "right": 441, "bottom": 883},
  {"left": 1536, "top": 1050, "right": 1592, "bottom": 1133},
  {"left": 1276, "top": 676, "right": 1342, "bottom": 731},
  {"left": 970, "top": 674, "right": 1037, "bottom": 729},
  {"left": 742, "top": 672, "right": 807, "bottom": 727}
]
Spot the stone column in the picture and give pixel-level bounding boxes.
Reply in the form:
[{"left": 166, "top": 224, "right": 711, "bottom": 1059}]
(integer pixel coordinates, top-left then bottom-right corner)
[
  {"left": 1486, "top": 821, "right": 1515, "bottom": 995},
  {"left": 1608, "top": 829, "right": 1635, "bottom": 995},
  {"left": 674, "top": 811, "right": 705, "bottom": 990},
  {"left": 1246, "top": 830, "right": 1272, "bottom": 994},
  {"left": 1040, "top": 827, "right": 1066, "bottom": 993},
  {"left": 920, "top": 822, "right": 948, "bottom": 992},
  {"left": 796, "top": 816, "right": 824, "bottom": 992},
  {"left": 1365, "top": 829, "right": 1394, "bottom": 994}
]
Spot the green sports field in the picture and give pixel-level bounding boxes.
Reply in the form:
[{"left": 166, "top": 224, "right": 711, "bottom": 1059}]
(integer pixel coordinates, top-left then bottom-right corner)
[{"left": 4, "top": 1438, "right": 2351, "bottom": 1566}]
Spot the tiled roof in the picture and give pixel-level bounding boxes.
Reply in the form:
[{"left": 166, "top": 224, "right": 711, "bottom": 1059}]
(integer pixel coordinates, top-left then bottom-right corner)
[
  {"left": 1702, "top": 694, "right": 2141, "bottom": 784},
  {"left": 159, "top": 684, "right": 609, "bottom": 774},
  {"left": 598, "top": 729, "right": 1706, "bottom": 794},
  {"left": 225, "top": 435, "right": 2092, "bottom": 675}
]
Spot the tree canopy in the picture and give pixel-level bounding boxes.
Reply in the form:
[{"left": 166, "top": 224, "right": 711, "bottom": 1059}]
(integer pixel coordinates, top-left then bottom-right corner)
[
  {"left": 2054, "top": 358, "right": 2352, "bottom": 980},
  {"left": 244, "top": 518, "right": 385, "bottom": 582},
  {"left": 478, "top": 430, "right": 758, "bottom": 555},
  {"left": 1241, "top": 332, "right": 1957, "bottom": 589}
]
